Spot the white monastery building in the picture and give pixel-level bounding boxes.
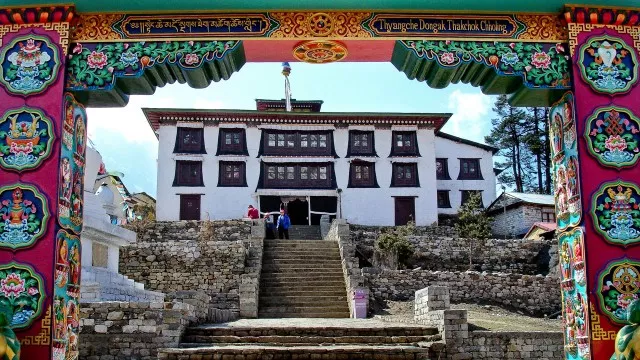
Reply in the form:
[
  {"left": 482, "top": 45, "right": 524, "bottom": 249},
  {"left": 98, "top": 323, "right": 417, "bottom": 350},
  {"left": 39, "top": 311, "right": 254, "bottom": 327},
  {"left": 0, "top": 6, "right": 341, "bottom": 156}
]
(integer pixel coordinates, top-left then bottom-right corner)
[{"left": 144, "top": 99, "right": 497, "bottom": 226}]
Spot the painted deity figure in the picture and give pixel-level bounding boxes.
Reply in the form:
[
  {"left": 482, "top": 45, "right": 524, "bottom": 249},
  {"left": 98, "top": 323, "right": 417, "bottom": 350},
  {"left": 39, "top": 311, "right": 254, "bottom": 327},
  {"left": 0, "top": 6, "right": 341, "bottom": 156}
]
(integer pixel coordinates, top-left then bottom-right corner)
[
  {"left": 74, "top": 116, "right": 85, "bottom": 158},
  {"left": 567, "top": 157, "right": 579, "bottom": 199},
  {"left": 63, "top": 104, "right": 74, "bottom": 150},
  {"left": 68, "top": 243, "right": 80, "bottom": 285},
  {"left": 53, "top": 297, "right": 66, "bottom": 340},
  {"left": 60, "top": 158, "right": 72, "bottom": 201},
  {"left": 71, "top": 173, "right": 83, "bottom": 220},
  {"left": 560, "top": 241, "right": 572, "bottom": 280},
  {"left": 551, "top": 113, "right": 564, "bottom": 156},
  {"left": 556, "top": 166, "right": 569, "bottom": 215}
]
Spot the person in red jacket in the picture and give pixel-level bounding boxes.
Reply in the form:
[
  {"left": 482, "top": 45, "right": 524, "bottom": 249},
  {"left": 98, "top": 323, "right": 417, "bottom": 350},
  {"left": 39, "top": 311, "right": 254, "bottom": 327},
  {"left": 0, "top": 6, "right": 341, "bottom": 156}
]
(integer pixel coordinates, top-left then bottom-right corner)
[{"left": 247, "top": 205, "right": 259, "bottom": 219}]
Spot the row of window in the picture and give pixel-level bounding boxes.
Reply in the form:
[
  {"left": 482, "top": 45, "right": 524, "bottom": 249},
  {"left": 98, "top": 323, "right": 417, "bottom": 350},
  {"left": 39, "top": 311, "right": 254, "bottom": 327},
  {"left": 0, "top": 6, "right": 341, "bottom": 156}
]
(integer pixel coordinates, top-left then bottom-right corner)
[
  {"left": 174, "top": 128, "right": 418, "bottom": 157},
  {"left": 173, "top": 161, "right": 421, "bottom": 188},
  {"left": 437, "top": 190, "right": 484, "bottom": 209},
  {"left": 436, "top": 158, "right": 482, "bottom": 180}
]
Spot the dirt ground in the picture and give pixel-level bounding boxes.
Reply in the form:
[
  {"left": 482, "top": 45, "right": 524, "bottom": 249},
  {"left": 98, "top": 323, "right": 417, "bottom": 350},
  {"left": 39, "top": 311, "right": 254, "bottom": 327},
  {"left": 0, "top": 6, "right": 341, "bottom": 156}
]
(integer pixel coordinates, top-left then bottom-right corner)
[{"left": 372, "top": 300, "right": 562, "bottom": 332}]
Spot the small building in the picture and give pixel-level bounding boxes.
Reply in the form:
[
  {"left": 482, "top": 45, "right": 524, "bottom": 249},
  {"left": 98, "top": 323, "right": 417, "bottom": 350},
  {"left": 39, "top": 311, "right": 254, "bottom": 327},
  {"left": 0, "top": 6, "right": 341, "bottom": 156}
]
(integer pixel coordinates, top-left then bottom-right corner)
[
  {"left": 144, "top": 98, "right": 497, "bottom": 226},
  {"left": 486, "top": 192, "right": 556, "bottom": 238},
  {"left": 523, "top": 222, "right": 557, "bottom": 240},
  {"left": 93, "top": 172, "right": 136, "bottom": 224}
]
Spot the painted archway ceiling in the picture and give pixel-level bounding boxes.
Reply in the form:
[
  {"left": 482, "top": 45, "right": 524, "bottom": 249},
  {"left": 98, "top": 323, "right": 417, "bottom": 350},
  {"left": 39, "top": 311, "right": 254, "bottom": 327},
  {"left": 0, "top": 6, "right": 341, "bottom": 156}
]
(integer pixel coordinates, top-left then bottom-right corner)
[{"left": 3, "top": 0, "right": 637, "bottom": 13}]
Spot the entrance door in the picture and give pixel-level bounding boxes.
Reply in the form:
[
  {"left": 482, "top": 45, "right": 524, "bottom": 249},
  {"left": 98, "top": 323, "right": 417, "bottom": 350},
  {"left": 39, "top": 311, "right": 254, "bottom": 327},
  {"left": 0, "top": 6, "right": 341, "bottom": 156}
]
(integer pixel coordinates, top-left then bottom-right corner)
[
  {"left": 180, "top": 194, "right": 201, "bottom": 220},
  {"left": 287, "top": 199, "right": 309, "bottom": 225},
  {"left": 394, "top": 197, "right": 415, "bottom": 225}
]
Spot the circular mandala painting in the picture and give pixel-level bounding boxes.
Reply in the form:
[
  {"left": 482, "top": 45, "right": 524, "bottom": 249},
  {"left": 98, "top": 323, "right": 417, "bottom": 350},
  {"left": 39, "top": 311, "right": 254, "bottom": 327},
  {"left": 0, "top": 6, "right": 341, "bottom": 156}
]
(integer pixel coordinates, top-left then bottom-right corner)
[
  {"left": 0, "top": 183, "right": 50, "bottom": 250},
  {"left": 0, "top": 34, "right": 61, "bottom": 96},
  {"left": 0, "top": 262, "right": 45, "bottom": 329},
  {"left": 585, "top": 106, "right": 640, "bottom": 169},
  {"left": 0, "top": 107, "right": 55, "bottom": 172},
  {"left": 293, "top": 40, "right": 348, "bottom": 64},
  {"left": 578, "top": 35, "right": 638, "bottom": 95},
  {"left": 591, "top": 180, "right": 640, "bottom": 246},
  {"left": 597, "top": 259, "right": 640, "bottom": 324}
]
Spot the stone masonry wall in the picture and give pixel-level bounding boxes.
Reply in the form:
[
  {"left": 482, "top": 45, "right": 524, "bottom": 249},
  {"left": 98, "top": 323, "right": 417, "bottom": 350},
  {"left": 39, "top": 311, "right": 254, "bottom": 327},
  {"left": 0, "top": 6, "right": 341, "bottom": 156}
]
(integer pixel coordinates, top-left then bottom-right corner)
[
  {"left": 119, "top": 221, "right": 252, "bottom": 319},
  {"left": 79, "top": 301, "right": 196, "bottom": 360},
  {"left": 365, "top": 268, "right": 560, "bottom": 316},
  {"left": 415, "top": 286, "right": 563, "bottom": 360},
  {"left": 491, "top": 204, "right": 554, "bottom": 238},
  {"left": 351, "top": 225, "right": 554, "bottom": 274}
]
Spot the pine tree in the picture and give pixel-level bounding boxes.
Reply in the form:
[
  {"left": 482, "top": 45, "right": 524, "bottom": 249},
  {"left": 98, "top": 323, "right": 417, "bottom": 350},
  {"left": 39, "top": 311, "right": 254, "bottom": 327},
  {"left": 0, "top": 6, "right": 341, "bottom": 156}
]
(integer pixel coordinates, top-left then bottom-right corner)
[{"left": 455, "top": 192, "right": 492, "bottom": 270}]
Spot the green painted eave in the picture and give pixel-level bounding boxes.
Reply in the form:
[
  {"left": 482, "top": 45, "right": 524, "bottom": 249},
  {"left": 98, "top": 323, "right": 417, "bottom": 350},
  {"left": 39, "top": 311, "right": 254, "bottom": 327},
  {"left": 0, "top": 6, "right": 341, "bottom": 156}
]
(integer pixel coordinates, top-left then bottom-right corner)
[
  {"left": 71, "top": 43, "right": 246, "bottom": 107},
  {"left": 390, "top": 41, "right": 567, "bottom": 107},
  {"left": 5, "top": 0, "right": 638, "bottom": 14}
]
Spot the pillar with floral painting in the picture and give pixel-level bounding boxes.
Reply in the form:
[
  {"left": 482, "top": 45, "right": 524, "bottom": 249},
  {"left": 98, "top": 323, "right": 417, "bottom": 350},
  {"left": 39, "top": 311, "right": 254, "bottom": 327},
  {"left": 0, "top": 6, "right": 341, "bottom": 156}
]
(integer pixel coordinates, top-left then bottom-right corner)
[
  {"left": 557, "top": 6, "right": 640, "bottom": 360},
  {"left": 0, "top": 6, "right": 84, "bottom": 360}
]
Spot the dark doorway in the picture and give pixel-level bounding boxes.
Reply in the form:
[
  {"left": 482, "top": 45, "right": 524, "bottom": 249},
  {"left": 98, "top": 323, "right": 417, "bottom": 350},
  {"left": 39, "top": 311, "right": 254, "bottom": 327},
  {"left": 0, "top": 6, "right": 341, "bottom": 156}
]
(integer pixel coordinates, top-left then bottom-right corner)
[
  {"left": 287, "top": 199, "right": 309, "bottom": 225},
  {"left": 394, "top": 197, "right": 415, "bottom": 225},
  {"left": 180, "top": 194, "right": 201, "bottom": 220}
]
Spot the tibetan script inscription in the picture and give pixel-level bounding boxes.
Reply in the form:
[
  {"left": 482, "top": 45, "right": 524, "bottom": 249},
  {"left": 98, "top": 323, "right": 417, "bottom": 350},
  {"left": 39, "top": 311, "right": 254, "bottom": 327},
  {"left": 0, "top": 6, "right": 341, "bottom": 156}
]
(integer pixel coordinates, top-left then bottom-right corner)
[
  {"left": 365, "top": 15, "right": 523, "bottom": 38},
  {"left": 116, "top": 14, "right": 273, "bottom": 38}
]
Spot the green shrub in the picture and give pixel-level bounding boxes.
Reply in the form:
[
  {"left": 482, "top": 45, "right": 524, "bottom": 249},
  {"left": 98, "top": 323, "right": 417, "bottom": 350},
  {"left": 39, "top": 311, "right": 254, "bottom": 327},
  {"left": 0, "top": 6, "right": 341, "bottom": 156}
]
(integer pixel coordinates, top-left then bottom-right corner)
[{"left": 375, "top": 222, "right": 415, "bottom": 267}]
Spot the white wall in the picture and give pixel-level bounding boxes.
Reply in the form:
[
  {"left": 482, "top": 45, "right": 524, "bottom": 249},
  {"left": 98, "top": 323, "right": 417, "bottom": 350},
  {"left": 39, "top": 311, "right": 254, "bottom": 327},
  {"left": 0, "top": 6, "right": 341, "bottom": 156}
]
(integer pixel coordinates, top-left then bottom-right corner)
[
  {"left": 435, "top": 136, "right": 496, "bottom": 215},
  {"left": 156, "top": 124, "right": 493, "bottom": 226}
]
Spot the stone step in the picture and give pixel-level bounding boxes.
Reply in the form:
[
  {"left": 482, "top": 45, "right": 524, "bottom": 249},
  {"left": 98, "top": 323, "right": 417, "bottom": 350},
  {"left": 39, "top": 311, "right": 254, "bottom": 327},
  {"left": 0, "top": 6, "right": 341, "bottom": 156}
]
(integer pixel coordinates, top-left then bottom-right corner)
[
  {"left": 158, "top": 344, "right": 438, "bottom": 360},
  {"left": 262, "top": 258, "right": 342, "bottom": 264},
  {"left": 258, "top": 305, "right": 349, "bottom": 315},
  {"left": 185, "top": 325, "right": 439, "bottom": 338},
  {"left": 259, "top": 296, "right": 347, "bottom": 306},
  {"left": 263, "top": 247, "right": 339, "bottom": 252},
  {"left": 180, "top": 334, "right": 440, "bottom": 345},
  {"left": 258, "top": 288, "right": 346, "bottom": 296},
  {"left": 264, "top": 243, "right": 336, "bottom": 249},
  {"left": 260, "top": 275, "right": 345, "bottom": 282},
  {"left": 260, "top": 281, "right": 346, "bottom": 289},
  {"left": 261, "top": 265, "right": 344, "bottom": 272},
  {"left": 257, "top": 312, "right": 350, "bottom": 319},
  {"left": 262, "top": 253, "right": 341, "bottom": 259}
]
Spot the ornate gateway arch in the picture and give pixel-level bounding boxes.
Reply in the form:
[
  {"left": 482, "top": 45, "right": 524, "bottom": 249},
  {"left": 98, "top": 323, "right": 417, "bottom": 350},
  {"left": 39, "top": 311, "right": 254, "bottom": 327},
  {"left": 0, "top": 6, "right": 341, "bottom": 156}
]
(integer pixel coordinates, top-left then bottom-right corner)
[{"left": 0, "top": 1, "right": 639, "bottom": 359}]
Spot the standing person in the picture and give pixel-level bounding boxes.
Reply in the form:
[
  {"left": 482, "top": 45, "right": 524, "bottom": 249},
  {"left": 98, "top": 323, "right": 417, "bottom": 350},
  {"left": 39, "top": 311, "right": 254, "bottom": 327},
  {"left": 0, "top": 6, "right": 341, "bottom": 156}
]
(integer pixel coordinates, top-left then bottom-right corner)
[
  {"left": 247, "top": 205, "right": 259, "bottom": 219},
  {"left": 276, "top": 209, "right": 291, "bottom": 239},
  {"left": 264, "top": 213, "right": 275, "bottom": 239}
]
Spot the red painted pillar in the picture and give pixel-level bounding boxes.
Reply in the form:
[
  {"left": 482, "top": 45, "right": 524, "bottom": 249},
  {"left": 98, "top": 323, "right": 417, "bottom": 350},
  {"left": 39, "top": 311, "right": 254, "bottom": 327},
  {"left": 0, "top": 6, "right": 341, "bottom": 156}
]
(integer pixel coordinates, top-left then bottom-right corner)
[
  {"left": 0, "top": 7, "right": 84, "bottom": 360},
  {"left": 561, "top": 6, "right": 640, "bottom": 359}
]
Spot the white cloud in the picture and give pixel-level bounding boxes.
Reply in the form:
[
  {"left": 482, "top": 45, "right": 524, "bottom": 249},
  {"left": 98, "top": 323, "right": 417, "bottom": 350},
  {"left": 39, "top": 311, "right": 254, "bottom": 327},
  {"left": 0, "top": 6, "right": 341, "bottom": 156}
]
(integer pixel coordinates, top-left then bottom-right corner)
[{"left": 442, "top": 89, "right": 493, "bottom": 143}]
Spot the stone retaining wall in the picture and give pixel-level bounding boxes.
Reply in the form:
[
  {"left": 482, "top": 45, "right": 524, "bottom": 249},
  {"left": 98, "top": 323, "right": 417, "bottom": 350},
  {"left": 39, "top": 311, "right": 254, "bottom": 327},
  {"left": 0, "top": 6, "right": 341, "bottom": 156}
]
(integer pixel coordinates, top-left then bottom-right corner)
[
  {"left": 119, "top": 220, "right": 261, "bottom": 319},
  {"left": 365, "top": 268, "right": 560, "bottom": 316},
  {"left": 415, "top": 286, "right": 564, "bottom": 360},
  {"left": 350, "top": 225, "right": 555, "bottom": 274},
  {"left": 79, "top": 301, "right": 196, "bottom": 360}
]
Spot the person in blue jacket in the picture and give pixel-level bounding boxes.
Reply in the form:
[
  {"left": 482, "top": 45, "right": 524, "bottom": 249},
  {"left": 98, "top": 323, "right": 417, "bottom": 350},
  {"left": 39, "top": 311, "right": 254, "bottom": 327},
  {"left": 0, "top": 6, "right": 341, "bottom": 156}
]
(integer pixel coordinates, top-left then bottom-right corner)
[{"left": 276, "top": 209, "right": 291, "bottom": 239}]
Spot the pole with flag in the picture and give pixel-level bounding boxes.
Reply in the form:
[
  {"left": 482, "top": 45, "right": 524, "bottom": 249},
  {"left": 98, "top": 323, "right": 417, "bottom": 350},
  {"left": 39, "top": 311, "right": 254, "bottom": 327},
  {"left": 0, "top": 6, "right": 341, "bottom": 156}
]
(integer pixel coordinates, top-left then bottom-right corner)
[{"left": 282, "top": 62, "right": 292, "bottom": 112}]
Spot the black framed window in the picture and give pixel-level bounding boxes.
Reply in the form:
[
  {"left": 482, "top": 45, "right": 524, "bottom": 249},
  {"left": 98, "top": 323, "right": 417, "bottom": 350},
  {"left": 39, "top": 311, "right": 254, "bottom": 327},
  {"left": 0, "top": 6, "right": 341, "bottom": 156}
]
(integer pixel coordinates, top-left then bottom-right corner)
[
  {"left": 173, "top": 161, "right": 204, "bottom": 187},
  {"left": 542, "top": 211, "right": 555, "bottom": 223},
  {"left": 391, "top": 163, "right": 419, "bottom": 187},
  {"left": 217, "top": 128, "right": 248, "bottom": 155},
  {"left": 458, "top": 159, "right": 483, "bottom": 180},
  {"left": 262, "top": 163, "right": 333, "bottom": 189},
  {"left": 174, "top": 127, "right": 205, "bottom": 153},
  {"left": 218, "top": 161, "right": 247, "bottom": 187},
  {"left": 436, "top": 158, "right": 451, "bottom": 180},
  {"left": 262, "top": 130, "right": 333, "bottom": 156},
  {"left": 461, "top": 190, "right": 483, "bottom": 207},
  {"left": 437, "top": 190, "right": 451, "bottom": 208},
  {"left": 390, "top": 131, "right": 419, "bottom": 156},
  {"left": 348, "top": 162, "right": 377, "bottom": 188},
  {"left": 347, "top": 131, "right": 376, "bottom": 157}
]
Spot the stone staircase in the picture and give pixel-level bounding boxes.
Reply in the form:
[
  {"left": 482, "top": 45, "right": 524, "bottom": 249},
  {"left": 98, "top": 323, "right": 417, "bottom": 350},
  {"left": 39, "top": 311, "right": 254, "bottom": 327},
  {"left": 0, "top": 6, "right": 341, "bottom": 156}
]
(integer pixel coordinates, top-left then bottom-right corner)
[
  {"left": 287, "top": 225, "right": 322, "bottom": 240},
  {"left": 158, "top": 319, "right": 444, "bottom": 359},
  {"left": 259, "top": 239, "right": 350, "bottom": 318}
]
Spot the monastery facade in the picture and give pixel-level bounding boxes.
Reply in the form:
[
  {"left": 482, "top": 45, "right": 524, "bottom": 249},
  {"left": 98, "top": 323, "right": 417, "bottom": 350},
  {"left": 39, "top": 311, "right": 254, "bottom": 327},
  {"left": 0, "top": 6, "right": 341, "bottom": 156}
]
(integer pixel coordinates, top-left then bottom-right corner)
[{"left": 144, "top": 99, "right": 496, "bottom": 226}]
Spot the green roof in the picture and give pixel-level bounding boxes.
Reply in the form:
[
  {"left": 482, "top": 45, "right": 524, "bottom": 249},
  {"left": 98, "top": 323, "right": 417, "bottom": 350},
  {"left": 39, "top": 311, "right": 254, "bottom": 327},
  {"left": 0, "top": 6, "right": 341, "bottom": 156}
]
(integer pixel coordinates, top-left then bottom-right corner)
[{"left": 5, "top": 0, "right": 635, "bottom": 14}]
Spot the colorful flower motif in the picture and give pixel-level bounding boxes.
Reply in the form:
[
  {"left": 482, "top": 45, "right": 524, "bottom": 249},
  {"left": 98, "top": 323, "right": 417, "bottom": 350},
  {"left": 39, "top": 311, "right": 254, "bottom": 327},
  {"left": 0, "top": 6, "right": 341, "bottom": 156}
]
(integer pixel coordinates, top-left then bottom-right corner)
[
  {"left": 555, "top": 43, "right": 565, "bottom": 53},
  {"left": 605, "top": 135, "right": 628, "bottom": 152},
  {"left": 501, "top": 52, "right": 519, "bottom": 66},
  {"left": 618, "top": 293, "right": 638, "bottom": 308},
  {"left": 119, "top": 51, "right": 139, "bottom": 67},
  {"left": 87, "top": 51, "right": 108, "bottom": 69},
  {"left": 72, "top": 43, "right": 82, "bottom": 54},
  {"left": 531, "top": 52, "right": 551, "bottom": 69},
  {"left": 183, "top": 53, "right": 200, "bottom": 66},
  {"left": 1, "top": 273, "right": 25, "bottom": 298},
  {"left": 440, "top": 52, "right": 456, "bottom": 65},
  {"left": 578, "top": 35, "right": 639, "bottom": 95},
  {"left": 27, "top": 287, "right": 39, "bottom": 296}
]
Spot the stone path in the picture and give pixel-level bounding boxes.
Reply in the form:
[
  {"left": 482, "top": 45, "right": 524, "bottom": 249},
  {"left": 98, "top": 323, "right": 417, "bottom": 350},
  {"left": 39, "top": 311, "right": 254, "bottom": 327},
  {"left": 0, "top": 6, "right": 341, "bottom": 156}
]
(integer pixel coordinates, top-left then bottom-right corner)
[{"left": 193, "top": 318, "right": 430, "bottom": 329}]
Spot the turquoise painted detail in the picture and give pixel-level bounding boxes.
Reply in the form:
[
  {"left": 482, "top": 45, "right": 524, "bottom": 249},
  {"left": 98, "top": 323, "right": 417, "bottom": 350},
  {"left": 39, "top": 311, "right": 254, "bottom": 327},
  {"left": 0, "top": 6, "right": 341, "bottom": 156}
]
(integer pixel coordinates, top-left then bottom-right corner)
[{"left": 2, "top": 0, "right": 637, "bottom": 14}]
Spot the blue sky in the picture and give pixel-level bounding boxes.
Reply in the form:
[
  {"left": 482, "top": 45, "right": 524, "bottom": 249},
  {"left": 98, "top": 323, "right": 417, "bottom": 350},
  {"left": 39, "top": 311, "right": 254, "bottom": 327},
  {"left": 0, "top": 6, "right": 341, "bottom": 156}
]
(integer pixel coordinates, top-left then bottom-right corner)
[{"left": 86, "top": 62, "right": 496, "bottom": 198}]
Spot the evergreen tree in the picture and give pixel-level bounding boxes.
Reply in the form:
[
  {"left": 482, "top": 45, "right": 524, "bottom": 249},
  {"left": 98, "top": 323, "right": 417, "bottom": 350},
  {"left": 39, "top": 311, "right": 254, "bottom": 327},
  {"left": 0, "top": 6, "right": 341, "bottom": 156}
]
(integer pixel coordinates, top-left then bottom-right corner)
[{"left": 455, "top": 192, "right": 492, "bottom": 270}]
